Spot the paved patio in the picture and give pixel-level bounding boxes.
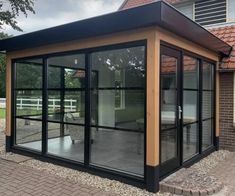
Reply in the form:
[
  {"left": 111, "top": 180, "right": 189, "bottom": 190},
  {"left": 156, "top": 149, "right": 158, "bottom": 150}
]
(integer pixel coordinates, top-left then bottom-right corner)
[
  {"left": 209, "top": 153, "right": 235, "bottom": 196},
  {"left": 0, "top": 130, "right": 116, "bottom": 196}
]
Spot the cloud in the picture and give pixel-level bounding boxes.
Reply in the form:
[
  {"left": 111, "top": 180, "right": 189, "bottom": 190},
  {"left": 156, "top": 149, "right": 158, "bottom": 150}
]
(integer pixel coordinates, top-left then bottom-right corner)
[{"left": 2, "top": 0, "right": 123, "bottom": 36}]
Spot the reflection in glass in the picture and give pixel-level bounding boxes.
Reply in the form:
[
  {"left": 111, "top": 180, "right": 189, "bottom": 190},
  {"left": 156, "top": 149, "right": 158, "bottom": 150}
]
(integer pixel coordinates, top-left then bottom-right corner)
[
  {"left": 90, "top": 127, "right": 144, "bottom": 175},
  {"left": 183, "top": 56, "right": 198, "bottom": 89},
  {"left": 161, "top": 128, "right": 177, "bottom": 163},
  {"left": 182, "top": 56, "right": 199, "bottom": 161},
  {"left": 202, "top": 120, "right": 213, "bottom": 150},
  {"left": 90, "top": 46, "right": 145, "bottom": 176},
  {"left": 48, "top": 66, "right": 61, "bottom": 89},
  {"left": 202, "top": 61, "right": 214, "bottom": 150},
  {"left": 16, "top": 119, "right": 42, "bottom": 151},
  {"left": 183, "top": 91, "right": 198, "bottom": 123},
  {"left": 48, "top": 54, "right": 85, "bottom": 69},
  {"left": 47, "top": 123, "right": 84, "bottom": 161},
  {"left": 65, "top": 68, "right": 85, "bottom": 89},
  {"left": 48, "top": 91, "right": 62, "bottom": 121},
  {"left": 16, "top": 59, "right": 43, "bottom": 89},
  {"left": 183, "top": 123, "right": 198, "bottom": 161},
  {"left": 47, "top": 53, "right": 86, "bottom": 163},
  {"left": 203, "top": 62, "right": 214, "bottom": 90},
  {"left": 202, "top": 91, "right": 213, "bottom": 119},
  {"left": 64, "top": 91, "right": 85, "bottom": 124},
  {"left": 160, "top": 55, "right": 178, "bottom": 164},
  {"left": 16, "top": 90, "right": 42, "bottom": 119}
]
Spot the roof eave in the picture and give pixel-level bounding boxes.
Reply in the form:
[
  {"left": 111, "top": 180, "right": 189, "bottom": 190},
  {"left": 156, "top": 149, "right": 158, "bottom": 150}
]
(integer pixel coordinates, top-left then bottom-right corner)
[{"left": 0, "top": 1, "right": 232, "bottom": 57}]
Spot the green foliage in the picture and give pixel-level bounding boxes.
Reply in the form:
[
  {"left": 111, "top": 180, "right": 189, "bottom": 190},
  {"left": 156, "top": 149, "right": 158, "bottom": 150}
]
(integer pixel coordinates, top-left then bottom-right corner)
[
  {"left": 0, "top": 0, "right": 35, "bottom": 32},
  {"left": 0, "top": 108, "right": 5, "bottom": 118}
]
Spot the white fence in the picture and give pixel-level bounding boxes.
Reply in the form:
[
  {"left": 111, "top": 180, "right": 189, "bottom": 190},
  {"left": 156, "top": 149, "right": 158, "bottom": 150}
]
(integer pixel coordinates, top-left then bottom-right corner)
[
  {"left": 0, "top": 98, "right": 5, "bottom": 108},
  {"left": 16, "top": 98, "right": 77, "bottom": 111}
]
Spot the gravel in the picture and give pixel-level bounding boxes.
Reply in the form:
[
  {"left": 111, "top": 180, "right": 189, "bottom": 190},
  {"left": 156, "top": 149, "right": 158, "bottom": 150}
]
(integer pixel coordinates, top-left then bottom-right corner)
[
  {"left": 162, "top": 150, "right": 232, "bottom": 193},
  {"left": 0, "top": 119, "right": 5, "bottom": 131},
  {"left": 20, "top": 159, "right": 171, "bottom": 196},
  {"left": 191, "top": 150, "right": 231, "bottom": 174}
]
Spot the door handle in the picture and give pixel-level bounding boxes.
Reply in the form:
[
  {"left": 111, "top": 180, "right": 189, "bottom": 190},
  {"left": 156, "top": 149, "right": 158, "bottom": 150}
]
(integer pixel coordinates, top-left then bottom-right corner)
[{"left": 178, "top": 106, "right": 182, "bottom": 120}]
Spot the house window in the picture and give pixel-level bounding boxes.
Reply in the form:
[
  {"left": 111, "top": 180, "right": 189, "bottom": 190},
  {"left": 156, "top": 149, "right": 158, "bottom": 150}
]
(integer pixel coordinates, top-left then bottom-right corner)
[
  {"left": 115, "top": 70, "right": 125, "bottom": 110},
  {"left": 195, "top": 0, "right": 227, "bottom": 26}
]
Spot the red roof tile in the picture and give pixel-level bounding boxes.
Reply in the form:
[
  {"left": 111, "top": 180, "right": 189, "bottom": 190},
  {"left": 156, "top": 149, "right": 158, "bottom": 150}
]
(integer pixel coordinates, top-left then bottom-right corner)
[
  {"left": 119, "top": 0, "right": 182, "bottom": 10},
  {"left": 209, "top": 26, "right": 235, "bottom": 70}
]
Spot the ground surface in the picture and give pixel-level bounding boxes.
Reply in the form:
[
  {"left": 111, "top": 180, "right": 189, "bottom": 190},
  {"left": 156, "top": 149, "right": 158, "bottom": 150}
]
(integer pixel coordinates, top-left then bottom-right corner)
[
  {"left": 209, "top": 153, "right": 235, "bottom": 196},
  {"left": 1, "top": 117, "right": 235, "bottom": 195},
  {"left": 0, "top": 159, "right": 114, "bottom": 196},
  {"left": 0, "top": 130, "right": 116, "bottom": 196}
]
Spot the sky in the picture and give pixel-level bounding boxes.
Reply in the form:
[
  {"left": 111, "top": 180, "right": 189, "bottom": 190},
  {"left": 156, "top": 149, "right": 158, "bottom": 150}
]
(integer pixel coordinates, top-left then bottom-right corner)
[{"left": 3, "top": 0, "right": 124, "bottom": 36}]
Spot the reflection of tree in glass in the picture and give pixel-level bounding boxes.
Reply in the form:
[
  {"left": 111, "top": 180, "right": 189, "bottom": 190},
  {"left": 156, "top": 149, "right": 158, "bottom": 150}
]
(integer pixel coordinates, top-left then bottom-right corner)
[
  {"left": 16, "top": 61, "right": 42, "bottom": 89},
  {"left": 65, "top": 69, "right": 84, "bottom": 89},
  {"left": 92, "top": 46, "right": 145, "bottom": 88}
]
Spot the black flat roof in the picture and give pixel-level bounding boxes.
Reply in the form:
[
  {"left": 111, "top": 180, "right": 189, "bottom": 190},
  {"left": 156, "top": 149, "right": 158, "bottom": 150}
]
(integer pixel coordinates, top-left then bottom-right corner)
[{"left": 0, "top": 1, "right": 232, "bottom": 56}]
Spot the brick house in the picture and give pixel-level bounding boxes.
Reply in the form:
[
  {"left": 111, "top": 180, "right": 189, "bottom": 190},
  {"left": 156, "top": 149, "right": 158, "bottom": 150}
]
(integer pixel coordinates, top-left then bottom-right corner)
[
  {"left": 120, "top": 0, "right": 235, "bottom": 151},
  {"left": 0, "top": 0, "right": 232, "bottom": 193}
]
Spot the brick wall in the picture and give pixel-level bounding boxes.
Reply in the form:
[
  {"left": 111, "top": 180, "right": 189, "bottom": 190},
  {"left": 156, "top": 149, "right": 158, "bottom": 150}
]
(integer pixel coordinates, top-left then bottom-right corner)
[{"left": 219, "top": 72, "right": 235, "bottom": 151}]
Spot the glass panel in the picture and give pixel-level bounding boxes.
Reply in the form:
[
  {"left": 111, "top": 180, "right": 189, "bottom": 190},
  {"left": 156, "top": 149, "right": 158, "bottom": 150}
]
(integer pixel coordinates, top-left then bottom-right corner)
[
  {"left": 182, "top": 55, "right": 199, "bottom": 161},
  {"left": 48, "top": 91, "right": 62, "bottom": 121},
  {"left": 48, "top": 66, "right": 61, "bottom": 89},
  {"left": 183, "top": 123, "right": 199, "bottom": 161},
  {"left": 203, "top": 62, "right": 214, "bottom": 90},
  {"left": 16, "top": 90, "right": 42, "bottom": 119},
  {"left": 16, "top": 59, "right": 43, "bottom": 89},
  {"left": 183, "top": 91, "right": 198, "bottom": 123},
  {"left": 47, "top": 122, "right": 84, "bottom": 162},
  {"left": 161, "top": 128, "right": 177, "bottom": 163},
  {"left": 91, "top": 46, "right": 145, "bottom": 88},
  {"left": 160, "top": 55, "right": 178, "bottom": 163},
  {"left": 202, "top": 119, "right": 213, "bottom": 150},
  {"left": 64, "top": 91, "right": 85, "bottom": 124},
  {"left": 48, "top": 54, "right": 85, "bottom": 69},
  {"left": 91, "top": 90, "right": 144, "bottom": 128},
  {"left": 183, "top": 56, "right": 198, "bottom": 89},
  {"left": 202, "top": 91, "right": 213, "bottom": 120},
  {"left": 90, "top": 127, "right": 144, "bottom": 176},
  {"left": 65, "top": 68, "right": 85, "bottom": 89},
  {"left": 90, "top": 46, "right": 145, "bottom": 176},
  {"left": 16, "top": 119, "right": 42, "bottom": 151}
]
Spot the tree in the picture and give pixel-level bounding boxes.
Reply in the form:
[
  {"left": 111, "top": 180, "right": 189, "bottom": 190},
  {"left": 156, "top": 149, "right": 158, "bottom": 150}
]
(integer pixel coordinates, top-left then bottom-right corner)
[
  {"left": 0, "top": 32, "right": 10, "bottom": 98},
  {"left": 0, "top": 0, "right": 35, "bottom": 32}
]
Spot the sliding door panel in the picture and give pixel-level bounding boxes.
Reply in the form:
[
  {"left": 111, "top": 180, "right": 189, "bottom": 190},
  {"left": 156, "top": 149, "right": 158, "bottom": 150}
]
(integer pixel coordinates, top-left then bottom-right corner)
[{"left": 90, "top": 46, "right": 146, "bottom": 176}]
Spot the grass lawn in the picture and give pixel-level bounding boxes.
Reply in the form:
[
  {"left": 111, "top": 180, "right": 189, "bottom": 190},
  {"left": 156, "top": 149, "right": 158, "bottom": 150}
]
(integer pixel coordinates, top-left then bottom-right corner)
[{"left": 0, "top": 108, "right": 5, "bottom": 119}]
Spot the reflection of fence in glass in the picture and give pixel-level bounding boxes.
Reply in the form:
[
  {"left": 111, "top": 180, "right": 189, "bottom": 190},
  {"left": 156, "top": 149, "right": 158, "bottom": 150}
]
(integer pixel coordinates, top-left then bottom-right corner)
[
  {"left": 16, "top": 98, "right": 77, "bottom": 111},
  {"left": 0, "top": 98, "right": 6, "bottom": 108}
]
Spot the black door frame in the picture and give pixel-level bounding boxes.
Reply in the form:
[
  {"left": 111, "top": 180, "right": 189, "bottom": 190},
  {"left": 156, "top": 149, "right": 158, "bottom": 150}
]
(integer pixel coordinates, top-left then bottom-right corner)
[
  {"left": 159, "top": 45, "right": 182, "bottom": 177},
  {"left": 160, "top": 42, "right": 217, "bottom": 177}
]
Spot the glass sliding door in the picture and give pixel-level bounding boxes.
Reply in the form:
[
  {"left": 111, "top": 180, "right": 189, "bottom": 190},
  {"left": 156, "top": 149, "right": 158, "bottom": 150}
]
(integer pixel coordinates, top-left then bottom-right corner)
[
  {"left": 14, "top": 59, "right": 43, "bottom": 151},
  {"left": 90, "top": 46, "right": 146, "bottom": 176},
  {"left": 202, "top": 62, "right": 214, "bottom": 150},
  {"left": 160, "top": 44, "right": 216, "bottom": 176},
  {"left": 182, "top": 56, "right": 199, "bottom": 161},
  {"left": 47, "top": 54, "right": 86, "bottom": 162},
  {"left": 160, "top": 46, "right": 181, "bottom": 176}
]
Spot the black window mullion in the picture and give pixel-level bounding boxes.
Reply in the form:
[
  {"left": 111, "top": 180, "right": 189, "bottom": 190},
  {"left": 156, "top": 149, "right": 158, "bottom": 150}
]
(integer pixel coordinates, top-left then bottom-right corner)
[
  {"left": 84, "top": 53, "right": 91, "bottom": 166},
  {"left": 42, "top": 58, "right": 48, "bottom": 155},
  {"left": 199, "top": 59, "right": 203, "bottom": 154},
  {"left": 12, "top": 62, "right": 17, "bottom": 147},
  {"left": 60, "top": 68, "right": 65, "bottom": 137}
]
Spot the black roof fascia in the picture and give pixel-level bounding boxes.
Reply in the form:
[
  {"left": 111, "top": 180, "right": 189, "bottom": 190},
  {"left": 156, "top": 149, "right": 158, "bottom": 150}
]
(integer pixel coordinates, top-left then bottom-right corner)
[
  {"left": 0, "top": 2, "right": 161, "bottom": 52},
  {"left": 0, "top": 1, "right": 232, "bottom": 56}
]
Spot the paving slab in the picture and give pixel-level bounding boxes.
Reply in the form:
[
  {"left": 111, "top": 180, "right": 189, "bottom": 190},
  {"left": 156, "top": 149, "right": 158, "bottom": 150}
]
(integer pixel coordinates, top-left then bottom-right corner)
[{"left": 0, "top": 159, "right": 115, "bottom": 196}]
